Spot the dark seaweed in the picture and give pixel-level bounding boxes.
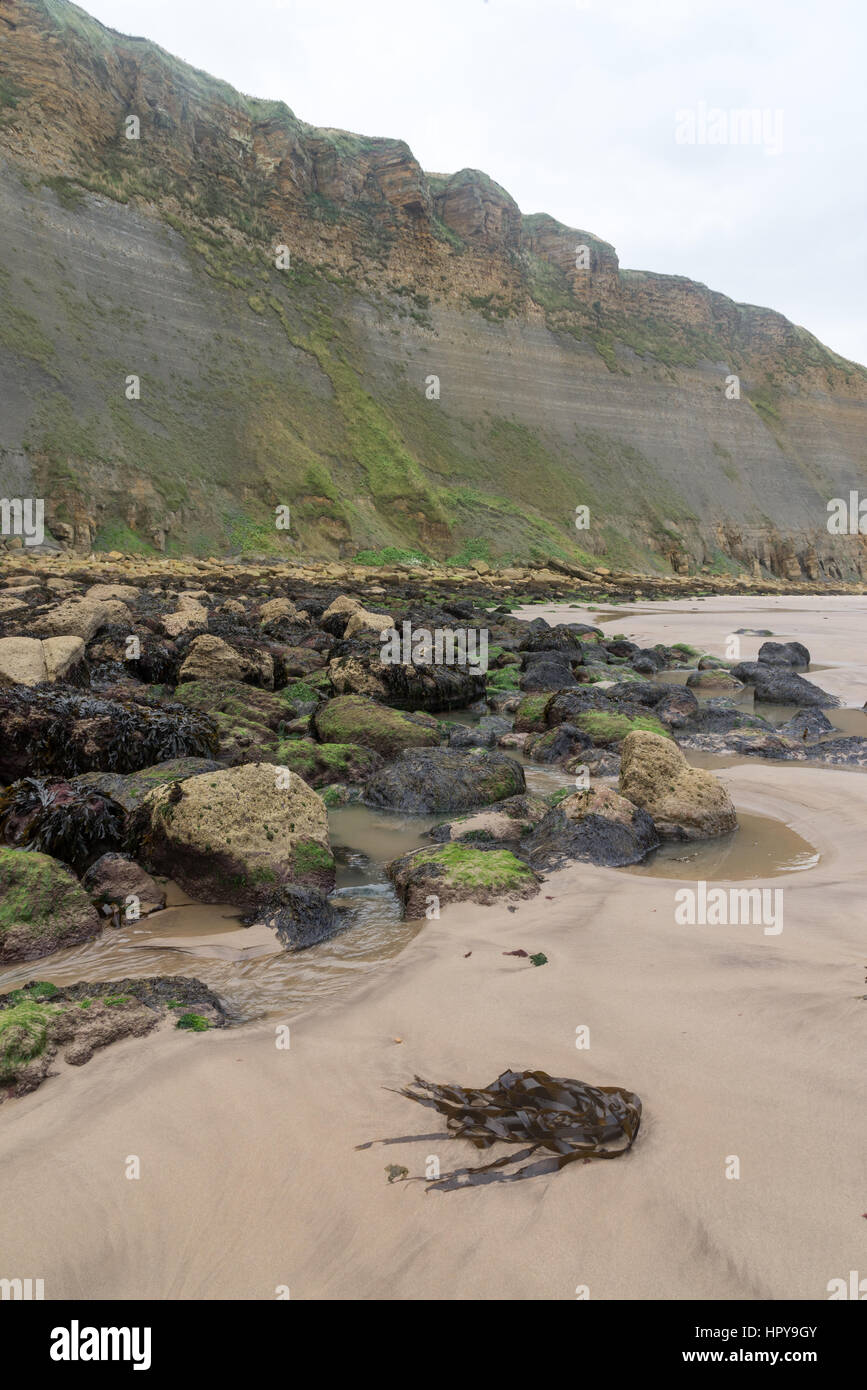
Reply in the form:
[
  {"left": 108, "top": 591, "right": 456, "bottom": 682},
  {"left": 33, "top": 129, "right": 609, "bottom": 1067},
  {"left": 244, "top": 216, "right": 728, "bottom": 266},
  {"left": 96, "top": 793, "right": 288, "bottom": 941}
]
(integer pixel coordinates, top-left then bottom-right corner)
[{"left": 358, "top": 1069, "right": 641, "bottom": 1190}]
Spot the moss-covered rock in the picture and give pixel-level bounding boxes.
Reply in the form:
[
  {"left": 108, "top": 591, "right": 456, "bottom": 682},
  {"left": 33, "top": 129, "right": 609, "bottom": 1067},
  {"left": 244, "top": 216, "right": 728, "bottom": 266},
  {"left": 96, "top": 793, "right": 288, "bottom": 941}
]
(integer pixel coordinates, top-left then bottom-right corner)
[
  {"left": 314, "top": 694, "right": 440, "bottom": 758},
  {"left": 273, "top": 738, "right": 383, "bottom": 788},
  {"left": 0, "top": 847, "right": 102, "bottom": 963},
  {"left": 572, "top": 709, "right": 672, "bottom": 747},
  {"left": 387, "top": 842, "right": 541, "bottom": 917},
  {"left": 513, "top": 693, "right": 552, "bottom": 732}
]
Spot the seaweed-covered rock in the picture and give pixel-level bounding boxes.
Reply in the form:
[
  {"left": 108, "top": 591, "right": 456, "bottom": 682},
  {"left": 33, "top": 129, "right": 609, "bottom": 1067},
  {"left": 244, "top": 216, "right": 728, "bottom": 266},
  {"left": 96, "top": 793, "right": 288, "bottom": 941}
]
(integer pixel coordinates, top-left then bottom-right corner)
[
  {"left": 524, "top": 724, "right": 592, "bottom": 763},
  {"left": 387, "top": 843, "right": 541, "bottom": 916},
  {"left": 0, "top": 847, "right": 102, "bottom": 963},
  {"left": 758, "top": 640, "right": 810, "bottom": 669},
  {"left": 81, "top": 853, "right": 166, "bottom": 917},
  {"left": 0, "top": 778, "right": 125, "bottom": 872},
  {"left": 803, "top": 736, "right": 867, "bottom": 767},
  {"left": 314, "top": 695, "right": 440, "bottom": 758},
  {"left": 328, "top": 653, "right": 486, "bottom": 711},
  {"left": 777, "top": 709, "right": 835, "bottom": 742},
  {"left": 428, "top": 794, "right": 550, "bottom": 847},
  {"left": 131, "top": 761, "right": 334, "bottom": 905},
  {"left": 364, "top": 747, "right": 525, "bottom": 814},
  {"left": 273, "top": 738, "right": 383, "bottom": 788},
  {"left": 0, "top": 686, "right": 219, "bottom": 781},
  {"left": 513, "top": 693, "right": 552, "bottom": 732},
  {"left": 730, "top": 663, "right": 838, "bottom": 707},
  {"left": 522, "top": 786, "right": 659, "bottom": 868},
  {"left": 243, "top": 885, "right": 347, "bottom": 951},
  {"left": 519, "top": 656, "right": 577, "bottom": 691},
  {"left": 619, "top": 731, "right": 737, "bottom": 840},
  {"left": 675, "top": 729, "right": 807, "bottom": 760},
  {"left": 75, "top": 757, "right": 224, "bottom": 812},
  {"left": 447, "top": 715, "right": 512, "bottom": 748},
  {"left": 0, "top": 976, "right": 228, "bottom": 1098}
]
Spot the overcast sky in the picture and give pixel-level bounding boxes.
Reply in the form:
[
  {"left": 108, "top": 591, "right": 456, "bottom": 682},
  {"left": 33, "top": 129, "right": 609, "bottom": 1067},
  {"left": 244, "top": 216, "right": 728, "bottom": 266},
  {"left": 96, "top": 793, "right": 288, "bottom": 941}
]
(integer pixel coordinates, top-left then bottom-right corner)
[{"left": 81, "top": 0, "right": 867, "bottom": 366}]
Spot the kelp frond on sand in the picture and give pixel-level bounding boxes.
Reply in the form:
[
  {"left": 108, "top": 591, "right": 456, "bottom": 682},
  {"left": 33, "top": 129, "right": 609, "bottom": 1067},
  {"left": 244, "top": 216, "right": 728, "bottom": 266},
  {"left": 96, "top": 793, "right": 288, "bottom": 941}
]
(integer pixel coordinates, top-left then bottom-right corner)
[{"left": 358, "top": 1068, "right": 641, "bottom": 1189}]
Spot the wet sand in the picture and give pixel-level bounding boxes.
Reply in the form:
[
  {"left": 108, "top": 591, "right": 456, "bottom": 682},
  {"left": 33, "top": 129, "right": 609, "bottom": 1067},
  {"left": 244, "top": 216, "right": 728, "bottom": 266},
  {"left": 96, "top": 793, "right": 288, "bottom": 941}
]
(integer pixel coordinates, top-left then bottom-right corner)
[{"left": 0, "top": 600, "right": 864, "bottom": 1300}]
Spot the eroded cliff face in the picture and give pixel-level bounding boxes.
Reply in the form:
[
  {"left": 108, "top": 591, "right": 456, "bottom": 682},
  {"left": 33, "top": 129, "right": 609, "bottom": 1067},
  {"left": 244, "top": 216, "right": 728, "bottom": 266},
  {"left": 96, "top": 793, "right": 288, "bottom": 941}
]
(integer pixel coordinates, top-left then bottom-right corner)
[{"left": 1, "top": 0, "right": 865, "bottom": 578}]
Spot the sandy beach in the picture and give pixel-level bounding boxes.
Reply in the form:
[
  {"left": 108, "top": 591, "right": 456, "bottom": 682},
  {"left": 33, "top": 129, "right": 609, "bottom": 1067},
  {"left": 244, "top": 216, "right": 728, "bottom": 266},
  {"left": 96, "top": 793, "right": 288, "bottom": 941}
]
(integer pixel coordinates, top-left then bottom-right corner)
[{"left": 1, "top": 597, "right": 864, "bottom": 1301}]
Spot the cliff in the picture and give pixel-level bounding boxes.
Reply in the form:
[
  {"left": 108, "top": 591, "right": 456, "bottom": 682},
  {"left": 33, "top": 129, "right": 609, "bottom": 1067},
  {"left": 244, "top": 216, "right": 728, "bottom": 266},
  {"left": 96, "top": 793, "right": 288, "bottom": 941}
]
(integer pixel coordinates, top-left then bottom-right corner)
[{"left": 1, "top": 0, "right": 866, "bottom": 580}]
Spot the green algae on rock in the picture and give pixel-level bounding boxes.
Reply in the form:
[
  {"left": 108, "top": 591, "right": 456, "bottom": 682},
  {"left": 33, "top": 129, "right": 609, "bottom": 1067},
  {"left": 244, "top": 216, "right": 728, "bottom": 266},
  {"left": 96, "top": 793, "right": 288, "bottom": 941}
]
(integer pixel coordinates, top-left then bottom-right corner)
[
  {"left": 0, "top": 846, "right": 102, "bottom": 963},
  {"left": 387, "top": 842, "right": 541, "bottom": 916}
]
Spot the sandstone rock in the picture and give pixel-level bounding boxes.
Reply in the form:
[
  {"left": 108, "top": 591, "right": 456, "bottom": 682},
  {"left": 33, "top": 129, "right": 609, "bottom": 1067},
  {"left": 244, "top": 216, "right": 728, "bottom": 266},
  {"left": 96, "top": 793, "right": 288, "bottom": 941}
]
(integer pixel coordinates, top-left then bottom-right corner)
[
  {"left": 427, "top": 793, "right": 549, "bottom": 847},
  {"left": 32, "top": 596, "right": 123, "bottom": 641},
  {"left": 82, "top": 852, "right": 166, "bottom": 916},
  {"left": 0, "top": 636, "right": 48, "bottom": 685},
  {"left": 162, "top": 602, "right": 207, "bottom": 636},
  {"left": 178, "top": 633, "right": 274, "bottom": 688},
  {"left": 132, "top": 761, "right": 334, "bottom": 905},
  {"left": 619, "top": 731, "right": 737, "bottom": 840},
  {"left": 42, "top": 636, "right": 86, "bottom": 682},
  {"left": 0, "top": 847, "right": 102, "bottom": 963},
  {"left": 85, "top": 583, "right": 140, "bottom": 603},
  {"left": 343, "top": 607, "right": 395, "bottom": 639},
  {"left": 686, "top": 670, "right": 745, "bottom": 693}
]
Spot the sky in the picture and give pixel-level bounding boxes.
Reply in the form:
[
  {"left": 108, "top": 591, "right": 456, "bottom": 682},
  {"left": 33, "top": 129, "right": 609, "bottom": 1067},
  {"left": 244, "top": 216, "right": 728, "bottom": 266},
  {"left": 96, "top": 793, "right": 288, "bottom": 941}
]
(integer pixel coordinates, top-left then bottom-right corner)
[{"left": 79, "top": 0, "right": 867, "bottom": 366}]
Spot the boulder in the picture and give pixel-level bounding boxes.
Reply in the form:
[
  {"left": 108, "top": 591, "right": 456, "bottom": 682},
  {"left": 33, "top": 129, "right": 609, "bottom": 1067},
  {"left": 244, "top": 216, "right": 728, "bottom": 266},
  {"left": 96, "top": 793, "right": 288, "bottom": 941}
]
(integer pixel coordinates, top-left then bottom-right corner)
[
  {"left": 132, "top": 761, "right": 334, "bottom": 905},
  {"left": 32, "top": 596, "right": 126, "bottom": 641},
  {"left": 0, "top": 635, "right": 86, "bottom": 686},
  {"left": 619, "top": 730, "right": 738, "bottom": 840},
  {"left": 343, "top": 608, "right": 395, "bottom": 639},
  {"left": 178, "top": 634, "right": 274, "bottom": 688},
  {"left": 427, "top": 794, "right": 549, "bottom": 847},
  {"left": 522, "top": 786, "right": 659, "bottom": 868},
  {"left": 0, "top": 847, "right": 102, "bottom": 963},
  {"left": 82, "top": 852, "right": 166, "bottom": 916},
  {"left": 686, "top": 670, "right": 745, "bottom": 694},
  {"left": 730, "top": 663, "right": 838, "bottom": 707},
  {"left": 319, "top": 594, "right": 362, "bottom": 636},
  {"left": 364, "top": 747, "right": 525, "bottom": 814},
  {"left": 273, "top": 738, "right": 383, "bottom": 787},
  {"left": 676, "top": 729, "right": 807, "bottom": 760},
  {"left": 328, "top": 655, "right": 486, "bottom": 711},
  {"left": 758, "top": 640, "right": 810, "bottom": 669},
  {"left": 76, "top": 757, "right": 225, "bottom": 813},
  {"left": 524, "top": 723, "right": 592, "bottom": 763},
  {"left": 777, "top": 709, "right": 835, "bottom": 742},
  {"left": 314, "top": 695, "right": 440, "bottom": 758},
  {"left": 519, "top": 656, "right": 576, "bottom": 691},
  {"left": 387, "top": 844, "right": 541, "bottom": 917}
]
